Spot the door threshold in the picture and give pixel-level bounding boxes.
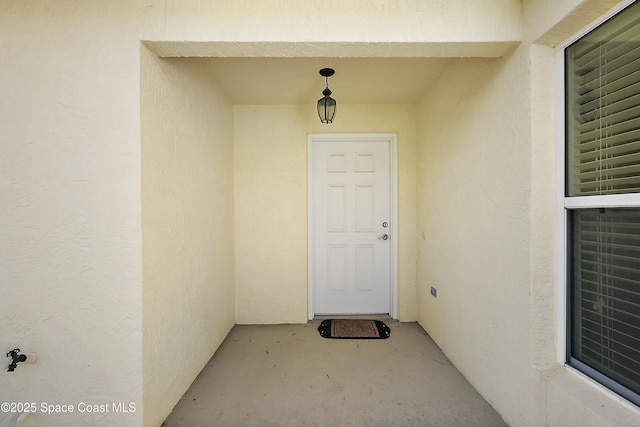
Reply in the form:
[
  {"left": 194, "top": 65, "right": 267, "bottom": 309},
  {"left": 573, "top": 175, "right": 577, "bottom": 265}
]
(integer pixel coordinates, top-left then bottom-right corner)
[{"left": 310, "top": 314, "right": 393, "bottom": 324}]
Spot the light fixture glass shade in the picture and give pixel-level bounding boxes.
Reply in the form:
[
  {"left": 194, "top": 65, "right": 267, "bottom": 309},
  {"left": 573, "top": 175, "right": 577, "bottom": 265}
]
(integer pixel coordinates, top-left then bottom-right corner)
[{"left": 317, "top": 89, "right": 336, "bottom": 124}]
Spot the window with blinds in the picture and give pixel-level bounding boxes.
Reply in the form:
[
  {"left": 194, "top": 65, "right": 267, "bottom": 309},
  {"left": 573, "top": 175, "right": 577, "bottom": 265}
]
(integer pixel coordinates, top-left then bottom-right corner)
[
  {"left": 569, "top": 209, "right": 640, "bottom": 404},
  {"left": 566, "top": 1, "right": 640, "bottom": 196},
  {"left": 565, "top": 1, "right": 640, "bottom": 407}
]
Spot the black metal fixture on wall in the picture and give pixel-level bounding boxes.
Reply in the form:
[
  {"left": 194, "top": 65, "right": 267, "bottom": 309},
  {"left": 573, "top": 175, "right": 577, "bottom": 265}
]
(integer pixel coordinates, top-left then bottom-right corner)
[{"left": 317, "top": 68, "right": 336, "bottom": 124}]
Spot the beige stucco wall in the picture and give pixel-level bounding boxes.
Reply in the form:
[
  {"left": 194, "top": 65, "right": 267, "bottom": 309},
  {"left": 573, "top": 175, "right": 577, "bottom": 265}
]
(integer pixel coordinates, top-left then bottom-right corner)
[
  {"left": 416, "top": 1, "right": 640, "bottom": 426},
  {"left": 0, "top": 0, "right": 520, "bottom": 422},
  {"left": 0, "top": 4, "right": 145, "bottom": 427},
  {"left": 234, "top": 104, "right": 418, "bottom": 324},
  {"left": 140, "top": 52, "right": 235, "bottom": 427},
  {"left": 144, "top": 0, "right": 522, "bottom": 44},
  {"left": 6, "top": 0, "right": 640, "bottom": 426},
  {"left": 417, "top": 47, "right": 543, "bottom": 426},
  {"left": 526, "top": 1, "right": 640, "bottom": 425},
  {"left": 525, "top": 0, "right": 623, "bottom": 46}
]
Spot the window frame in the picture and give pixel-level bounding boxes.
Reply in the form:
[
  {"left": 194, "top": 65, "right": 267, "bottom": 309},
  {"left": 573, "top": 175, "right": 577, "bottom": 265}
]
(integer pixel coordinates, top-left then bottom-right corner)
[{"left": 557, "top": 0, "right": 640, "bottom": 404}]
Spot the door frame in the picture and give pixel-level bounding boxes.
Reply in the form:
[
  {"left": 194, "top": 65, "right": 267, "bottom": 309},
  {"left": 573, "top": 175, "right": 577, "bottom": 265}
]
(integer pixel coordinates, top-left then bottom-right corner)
[{"left": 307, "top": 133, "right": 398, "bottom": 320}]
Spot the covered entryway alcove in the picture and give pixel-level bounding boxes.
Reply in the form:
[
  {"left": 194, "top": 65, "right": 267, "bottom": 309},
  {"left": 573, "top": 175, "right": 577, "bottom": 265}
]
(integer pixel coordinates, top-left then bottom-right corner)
[
  {"left": 141, "top": 38, "right": 518, "bottom": 427},
  {"left": 10, "top": 2, "right": 640, "bottom": 427}
]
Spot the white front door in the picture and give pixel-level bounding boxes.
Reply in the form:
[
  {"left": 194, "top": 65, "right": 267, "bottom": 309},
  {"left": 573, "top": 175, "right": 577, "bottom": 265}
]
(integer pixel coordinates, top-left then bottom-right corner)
[{"left": 309, "top": 135, "right": 394, "bottom": 315}]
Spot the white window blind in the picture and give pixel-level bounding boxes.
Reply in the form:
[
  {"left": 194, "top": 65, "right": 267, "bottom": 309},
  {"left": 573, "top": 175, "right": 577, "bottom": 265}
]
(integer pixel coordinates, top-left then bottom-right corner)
[
  {"left": 570, "top": 208, "right": 640, "bottom": 400},
  {"left": 566, "top": 4, "right": 640, "bottom": 196},
  {"left": 565, "top": 1, "right": 640, "bottom": 407}
]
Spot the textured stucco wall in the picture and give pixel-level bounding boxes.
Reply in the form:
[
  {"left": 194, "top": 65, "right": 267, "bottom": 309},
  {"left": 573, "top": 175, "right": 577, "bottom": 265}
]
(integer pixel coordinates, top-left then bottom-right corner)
[
  {"left": 140, "top": 51, "right": 235, "bottom": 427},
  {"left": 417, "top": 49, "right": 540, "bottom": 425},
  {"left": 11, "top": 0, "right": 634, "bottom": 426},
  {"left": 0, "top": 0, "right": 521, "bottom": 422},
  {"left": 0, "top": 4, "right": 144, "bottom": 427},
  {"left": 234, "top": 104, "right": 418, "bottom": 324},
  {"left": 415, "top": 1, "right": 640, "bottom": 426},
  {"left": 144, "top": 0, "right": 522, "bottom": 43},
  {"left": 524, "top": 0, "right": 640, "bottom": 425},
  {"left": 524, "top": 0, "right": 624, "bottom": 46}
]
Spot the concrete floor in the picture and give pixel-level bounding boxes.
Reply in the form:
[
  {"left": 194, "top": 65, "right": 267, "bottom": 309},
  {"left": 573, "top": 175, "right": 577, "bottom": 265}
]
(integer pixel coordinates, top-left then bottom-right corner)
[{"left": 162, "top": 321, "right": 508, "bottom": 427}]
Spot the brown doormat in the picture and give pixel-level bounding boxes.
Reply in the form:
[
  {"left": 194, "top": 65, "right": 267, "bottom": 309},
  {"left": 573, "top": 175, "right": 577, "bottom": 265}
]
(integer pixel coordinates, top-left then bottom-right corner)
[{"left": 318, "top": 319, "right": 391, "bottom": 339}]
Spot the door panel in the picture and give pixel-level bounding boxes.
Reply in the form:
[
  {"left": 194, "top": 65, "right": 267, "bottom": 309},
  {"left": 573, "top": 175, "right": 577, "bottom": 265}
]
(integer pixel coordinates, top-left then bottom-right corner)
[
  {"left": 312, "top": 138, "right": 391, "bottom": 315},
  {"left": 327, "top": 185, "right": 347, "bottom": 232},
  {"left": 355, "top": 185, "right": 374, "bottom": 231},
  {"left": 355, "top": 244, "right": 375, "bottom": 291},
  {"left": 327, "top": 245, "right": 347, "bottom": 291}
]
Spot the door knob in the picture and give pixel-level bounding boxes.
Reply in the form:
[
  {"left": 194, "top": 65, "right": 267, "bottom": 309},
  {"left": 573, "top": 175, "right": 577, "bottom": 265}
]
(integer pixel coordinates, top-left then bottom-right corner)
[{"left": 378, "top": 234, "right": 389, "bottom": 240}]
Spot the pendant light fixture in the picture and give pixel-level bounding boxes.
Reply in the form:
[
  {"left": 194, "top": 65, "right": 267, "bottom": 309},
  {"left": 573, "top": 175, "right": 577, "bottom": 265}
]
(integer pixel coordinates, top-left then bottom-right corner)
[{"left": 317, "top": 68, "right": 336, "bottom": 124}]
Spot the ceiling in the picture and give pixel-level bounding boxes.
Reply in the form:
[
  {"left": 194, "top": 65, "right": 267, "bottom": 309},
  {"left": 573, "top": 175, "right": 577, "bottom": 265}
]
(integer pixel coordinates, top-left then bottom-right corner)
[{"left": 200, "top": 57, "right": 453, "bottom": 105}]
